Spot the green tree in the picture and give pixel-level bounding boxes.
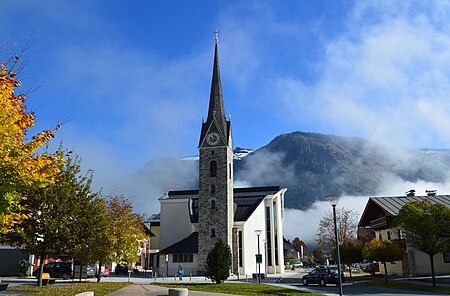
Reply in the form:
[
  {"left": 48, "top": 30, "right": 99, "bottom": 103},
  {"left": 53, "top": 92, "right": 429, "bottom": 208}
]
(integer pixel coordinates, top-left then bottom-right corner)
[
  {"left": 362, "top": 239, "right": 404, "bottom": 282},
  {"left": 204, "top": 238, "right": 232, "bottom": 284},
  {"left": 311, "top": 248, "right": 326, "bottom": 264},
  {"left": 87, "top": 194, "right": 146, "bottom": 282},
  {"left": 2, "top": 150, "right": 98, "bottom": 286},
  {"left": 396, "top": 199, "right": 450, "bottom": 287},
  {"left": 338, "top": 242, "right": 363, "bottom": 278},
  {"left": 292, "top": 237, "right": 306, "bottom": 255}
]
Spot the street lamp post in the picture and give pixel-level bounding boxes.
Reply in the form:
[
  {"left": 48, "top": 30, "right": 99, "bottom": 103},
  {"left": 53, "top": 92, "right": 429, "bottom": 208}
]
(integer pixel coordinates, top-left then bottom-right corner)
[
  {"left": 255, "top": 230, "right": 262, "bottom": 284},
  {"left": 326, "top": 195, "right": 343, "bottom": 296}
]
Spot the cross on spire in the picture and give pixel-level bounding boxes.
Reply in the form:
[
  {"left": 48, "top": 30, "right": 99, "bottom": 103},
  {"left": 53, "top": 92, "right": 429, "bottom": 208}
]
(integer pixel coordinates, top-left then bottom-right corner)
[{"left": 214, "top": 30, "right": 219, "bottom": 43}]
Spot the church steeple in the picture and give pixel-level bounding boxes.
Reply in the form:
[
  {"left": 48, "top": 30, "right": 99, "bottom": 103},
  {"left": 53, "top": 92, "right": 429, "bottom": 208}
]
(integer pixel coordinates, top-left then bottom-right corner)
[
  {"left": 197, "top": 33, "right": 234, "bottom": 272},
  {"left": 207, "top": 43, "right": 227, "bottom": 135},
  {"left": 199, "top": 36, "right": 230, "bottom": 147}
]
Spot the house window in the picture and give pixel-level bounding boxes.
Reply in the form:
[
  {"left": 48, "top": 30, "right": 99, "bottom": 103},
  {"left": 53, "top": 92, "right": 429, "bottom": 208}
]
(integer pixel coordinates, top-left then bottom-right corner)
[
  {"left": 173, "top": 253, "right": 193, "bottom": 263},
  {"left": 211, "top": 228, "right": 216, "bottom": 237},
  {"left": 443, "top": 251, "right": 450, "bottom": 263},
  {"left": 397, "top": 229, "right": 402, "bottom": 239},
  {"left": 378, "top": 233, "right": 382, "bottom": 241},
  {"left": 211, "top": 199, "right": 216, "bottom": 209},
  {"left": 229, "top": 164, "right": 232, "bottom": 179},
  {"left": 210, "top": 161, "right": 217, "bottom": 177},
  {"left": 210, "top": 184, "right": 215, "bottom": 194},
  {"left": 387, "top": 231, "right": 391, "bottom": 240}
]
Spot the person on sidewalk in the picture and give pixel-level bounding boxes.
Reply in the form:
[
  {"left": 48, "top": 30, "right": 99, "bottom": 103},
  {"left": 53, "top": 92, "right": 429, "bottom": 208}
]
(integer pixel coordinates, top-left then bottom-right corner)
[{"left": 177, "top": 265, "right": 184, "bottom": 281}]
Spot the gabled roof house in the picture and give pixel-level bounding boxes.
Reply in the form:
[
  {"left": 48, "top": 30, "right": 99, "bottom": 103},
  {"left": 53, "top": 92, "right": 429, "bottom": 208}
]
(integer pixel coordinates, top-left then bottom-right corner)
[{"left": 358, "top": 191, "right": 450, "bottom": 276}]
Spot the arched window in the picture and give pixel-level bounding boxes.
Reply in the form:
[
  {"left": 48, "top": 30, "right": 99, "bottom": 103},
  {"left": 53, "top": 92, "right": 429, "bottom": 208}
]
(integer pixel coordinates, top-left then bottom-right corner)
[
  {"left": 210, "top": 184, "right": 216, "bottom": 194},
  {"left": 211, "top": 228, "right": 216, "bottom": 237},
  {"left": 211, "top": 199, "right": 216, "bottom": 209},
  {"left": 210, "top": 161, "right": 217, "bottom": 177}
]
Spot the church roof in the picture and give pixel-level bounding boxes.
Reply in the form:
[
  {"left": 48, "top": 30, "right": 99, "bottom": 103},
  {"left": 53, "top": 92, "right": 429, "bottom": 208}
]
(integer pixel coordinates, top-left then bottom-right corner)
[
  {"left": 166, "top": 186, "right": 281, "bottom": 222},
  {"left": 158, "top": 232, "right": 198, "bottom": 254}
]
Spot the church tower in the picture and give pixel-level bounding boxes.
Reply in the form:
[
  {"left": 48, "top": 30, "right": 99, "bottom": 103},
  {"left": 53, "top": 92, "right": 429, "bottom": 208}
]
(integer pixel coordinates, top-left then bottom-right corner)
[{"left": 197, "top": 36, "right": 234, "bottom": 271}]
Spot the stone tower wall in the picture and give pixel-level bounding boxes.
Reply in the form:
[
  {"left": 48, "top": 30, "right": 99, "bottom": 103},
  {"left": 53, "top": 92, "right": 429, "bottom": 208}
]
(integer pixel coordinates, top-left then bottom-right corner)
[{"left": 198, "top": 136, "right": 234, "bottom": 272}]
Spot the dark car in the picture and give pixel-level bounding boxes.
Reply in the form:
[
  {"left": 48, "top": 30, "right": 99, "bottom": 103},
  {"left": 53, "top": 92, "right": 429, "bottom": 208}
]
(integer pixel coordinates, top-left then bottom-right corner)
[
  {"left": 114, "top": 264, "right": 129, "bottom": 275},
  {"left": 302, "top": 267, "right": 345, "bottom": 286},
  {"left": 33, "top": 262, "right": 73, "bottom": 280},
  {"left": 301, "top": 261, "right": 316, "bottom": 268},
  {"left": 362, "top": 262, "right": 379, "bottom": 274}
]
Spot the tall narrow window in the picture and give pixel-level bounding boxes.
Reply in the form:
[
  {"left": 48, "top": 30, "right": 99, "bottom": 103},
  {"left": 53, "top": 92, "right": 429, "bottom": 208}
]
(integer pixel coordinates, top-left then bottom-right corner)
[
  {"left": 266, "top": 207, "right": 272, "bottom": 266},
  {"left": 211, "top": 199, "right": 216, "bottom": 209},
  {"left": 211, "top": 184, "right": 216, "bottom": 194},
  {"left": 229, "top": 164, "right": 232, "bottom": 179},
  {"left": 273, "top": 201, "right": 278, "bottom": 265},
  {"left": 387, "top": 231, "right": 391, "bottom": 240},
  {"left": 378, "top": 233, "right": 383, "bottom": 241},
  {"left": 210, "top": 161, "right": 217, "bottom": 177},
  {"left": 238, "top": 231, "right": 243, "bottom": 267},
  {"left": 211, "top": 228, "right": 216, "bottom": 237}
]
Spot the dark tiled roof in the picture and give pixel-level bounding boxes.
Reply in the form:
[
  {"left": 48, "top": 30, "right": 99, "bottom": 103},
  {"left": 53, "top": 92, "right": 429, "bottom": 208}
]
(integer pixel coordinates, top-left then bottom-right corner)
[
  {"left": 158, "top": 232, "right": 198, "bottom": 254},
  {"left": 167, "top": 186, "right": 281, "bottom": 222},
  {"left": 167, "top": 190, "right": 198, "bottom": 200},
  {"left": 166, "top": 186, "right": 280, "bottom": 200},
  {"left": 358, "top": 194, "right": 450, "bottom": 227},
  {"left": 371, "top": 195, "right": 450, "bottom": 216},
  {"left": 145, "top": 213, "right": 160, "bottom": 223}
]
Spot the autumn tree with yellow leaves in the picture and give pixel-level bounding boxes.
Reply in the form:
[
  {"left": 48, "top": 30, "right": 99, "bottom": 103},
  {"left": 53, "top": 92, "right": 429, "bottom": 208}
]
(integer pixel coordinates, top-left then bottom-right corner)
[{"left": 0, "top": 62, "right": 62, "bottom": 234}]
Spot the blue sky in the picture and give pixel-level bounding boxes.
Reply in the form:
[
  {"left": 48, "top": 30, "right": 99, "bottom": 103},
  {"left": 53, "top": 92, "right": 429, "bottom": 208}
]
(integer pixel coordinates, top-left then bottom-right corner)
[{"left": 3, "top": 0, "right": 450, "bottom": 188}]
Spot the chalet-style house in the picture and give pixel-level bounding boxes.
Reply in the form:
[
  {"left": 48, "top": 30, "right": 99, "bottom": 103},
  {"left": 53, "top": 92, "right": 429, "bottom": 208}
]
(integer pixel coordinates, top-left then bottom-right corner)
[{"left": 358, "top": 190, "right": 450, "bottom": 276}]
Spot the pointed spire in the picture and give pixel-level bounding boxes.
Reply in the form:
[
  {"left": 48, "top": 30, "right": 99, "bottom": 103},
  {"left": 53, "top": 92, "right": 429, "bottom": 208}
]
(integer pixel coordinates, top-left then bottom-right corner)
[
  {"left": 198, "top": 33, "right": 231, "bottom": 147},
  {"left": 206, "top": 40, "right": 228, "bottom": 138}
]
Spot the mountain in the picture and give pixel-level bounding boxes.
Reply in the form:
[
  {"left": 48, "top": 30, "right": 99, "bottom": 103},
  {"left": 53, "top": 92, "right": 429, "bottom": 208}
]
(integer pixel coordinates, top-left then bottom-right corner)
[
  {"left": 113, "top": 132, "right": 450, "bottom": 214},
  {"left": 235, "top": 132, "right": 450, "bottom": 209}
]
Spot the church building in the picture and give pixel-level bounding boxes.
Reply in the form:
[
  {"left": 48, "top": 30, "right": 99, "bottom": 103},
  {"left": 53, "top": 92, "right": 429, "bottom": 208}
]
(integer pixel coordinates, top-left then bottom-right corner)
[{"left": 154, "top": 37, "right": 286, "bottom": 277}]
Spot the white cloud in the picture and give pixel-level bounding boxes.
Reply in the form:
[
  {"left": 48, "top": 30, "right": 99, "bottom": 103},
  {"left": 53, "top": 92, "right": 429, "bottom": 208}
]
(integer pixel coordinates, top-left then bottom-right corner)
[
  {"left": 266, "top": 1, "right": 450, "bottom": 149},
  {"left": 284, "top": 195, "right": 369, "bottom": 246}
]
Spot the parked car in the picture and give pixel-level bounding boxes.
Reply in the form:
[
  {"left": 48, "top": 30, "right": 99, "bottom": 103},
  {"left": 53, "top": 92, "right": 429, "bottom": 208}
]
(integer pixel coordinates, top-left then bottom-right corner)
[
  {"left": 86, "top": 264, "right": 95, "bottom": 278},
  {"left": 362, "top": 262, "right": 379, "bottom": 274},
  {"left": 33, "top": 262, "right": 73, "bottom": 280},
  {"left": 87, "top": 263, "right": 110, "bottom": 277},
  {"left": 114, "top": 264, "right": 129, "bottom": 275},
  {"left": 302, "top": 267, "right": 345, "bottom": 286}
]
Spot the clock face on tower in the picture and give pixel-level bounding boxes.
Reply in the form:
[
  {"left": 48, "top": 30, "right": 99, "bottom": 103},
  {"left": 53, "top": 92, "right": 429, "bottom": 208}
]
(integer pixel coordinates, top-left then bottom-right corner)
[{"left": 206, "top": 132, "right": 220, "bottom": 145}]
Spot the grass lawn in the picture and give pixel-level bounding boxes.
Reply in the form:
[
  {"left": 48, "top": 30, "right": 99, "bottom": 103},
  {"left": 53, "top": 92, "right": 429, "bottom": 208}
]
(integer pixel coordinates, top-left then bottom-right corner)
[
  {"left": 153, "top": 282, "right": 323, "bottom": 295},
  {"left": 365, "top": 280, "right": 450, "bottom": 294},
  {"left": 10, "top": 282, "right": 131, "bottom": 296}
]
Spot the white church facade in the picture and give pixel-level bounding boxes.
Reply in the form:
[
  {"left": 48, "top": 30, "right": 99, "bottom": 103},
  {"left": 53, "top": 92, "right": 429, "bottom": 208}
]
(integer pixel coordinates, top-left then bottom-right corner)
[{"left": 153, "top": 38, "right": 286, "bottom": 277}]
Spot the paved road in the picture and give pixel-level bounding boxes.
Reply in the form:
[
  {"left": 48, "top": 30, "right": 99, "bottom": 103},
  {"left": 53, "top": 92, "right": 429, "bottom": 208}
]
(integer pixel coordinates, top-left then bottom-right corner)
[{"left": 278, "top": 269, "right": 449, "bottom": 296}]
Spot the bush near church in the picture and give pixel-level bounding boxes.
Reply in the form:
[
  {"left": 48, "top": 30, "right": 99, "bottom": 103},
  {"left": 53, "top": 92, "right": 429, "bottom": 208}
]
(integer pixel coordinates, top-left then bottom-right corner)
[{"left": 204, "top": 238, "right": 232, "bottom": 284}]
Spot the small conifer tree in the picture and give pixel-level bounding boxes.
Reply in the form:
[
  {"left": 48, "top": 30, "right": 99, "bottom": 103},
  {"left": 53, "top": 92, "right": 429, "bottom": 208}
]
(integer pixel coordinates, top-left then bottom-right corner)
[{"left": 204, "top": 238, "right": 231, "bottom": 284}]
